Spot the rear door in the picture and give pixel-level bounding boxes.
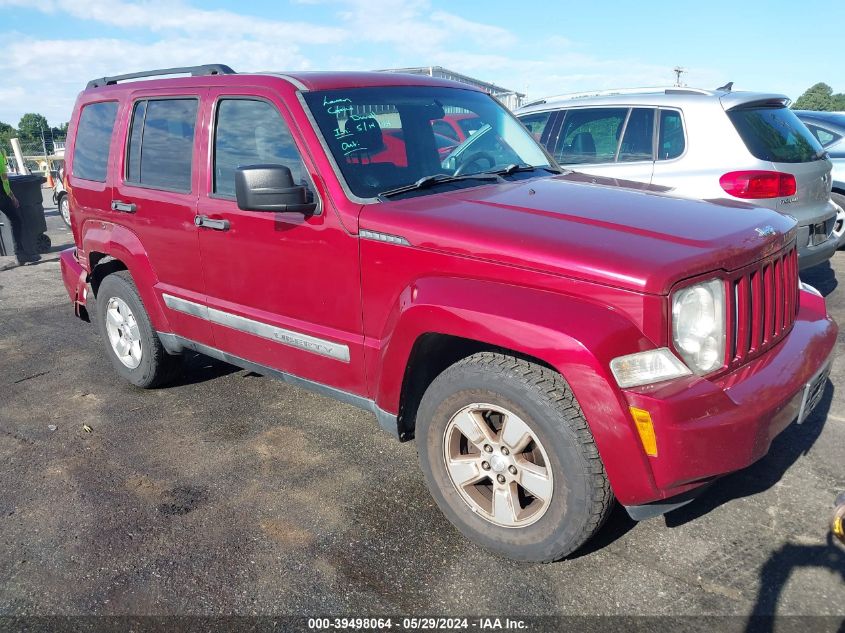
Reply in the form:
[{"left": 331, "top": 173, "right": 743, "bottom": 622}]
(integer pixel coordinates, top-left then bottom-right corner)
[
  {"left": 112, "top": 89, "right": 214, "bottom": 346},
  {"left": 194, "top": 88, "right": 365, "bottom": 395},
  {"left": 67, "top": 100, "right": 120, "bottom": 246}
]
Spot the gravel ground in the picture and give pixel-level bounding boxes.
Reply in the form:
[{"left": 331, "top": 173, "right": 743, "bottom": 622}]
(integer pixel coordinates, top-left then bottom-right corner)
[{"left": 0, "top": 192, "right": 843, "bottom": 623}]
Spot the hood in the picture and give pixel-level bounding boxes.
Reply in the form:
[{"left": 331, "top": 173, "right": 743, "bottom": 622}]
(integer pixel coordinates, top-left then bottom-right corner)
[{"left": 360, "top": 173, "right": 798, "bottom": 295}]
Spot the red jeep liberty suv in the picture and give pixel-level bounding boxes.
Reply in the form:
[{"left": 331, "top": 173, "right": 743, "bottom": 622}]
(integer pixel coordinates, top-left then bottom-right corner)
[{"left": 60, "top": 65, "right": 837, "bottom": 561}]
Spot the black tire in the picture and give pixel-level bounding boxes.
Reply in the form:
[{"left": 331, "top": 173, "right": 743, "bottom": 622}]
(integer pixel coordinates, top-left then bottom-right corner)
[
  {"left": 36, "top": 233, "right": 51, "bottom": 253},
  {"left": 96, "top": 271, "right": 179, "bottom": 388},
  {"left": 58, "top": 193, "right": 71, "bottom": 228},
  {"left": 416, "top": 352, "right": 613, "bottom": 562},
  {"left": 832, "top": 192, "right": 845, "bottom": 249}
]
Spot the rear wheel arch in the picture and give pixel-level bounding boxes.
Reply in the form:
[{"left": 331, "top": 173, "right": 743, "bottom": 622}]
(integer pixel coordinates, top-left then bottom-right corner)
[
  {"left": 87, "top": 239, "right": 172, "bottom": 332},
  {"left": 88, "top": 252, "right": 128, "bottom": 297}
]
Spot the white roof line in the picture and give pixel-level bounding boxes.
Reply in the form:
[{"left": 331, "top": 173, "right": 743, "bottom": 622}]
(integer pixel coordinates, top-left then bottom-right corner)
[{"left": 525, "top": 86, "right": 715, "bottom": 105}]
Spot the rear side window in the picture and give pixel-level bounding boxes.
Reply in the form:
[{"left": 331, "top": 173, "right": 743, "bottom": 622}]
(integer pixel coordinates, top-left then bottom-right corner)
[
  {"left": 213, "top": 99, "right": 312, "bottom": 197},
  {"left": 554, "top": 108, "right": 627, "bottom": 164},
  {"left": 618, "top": 108, "right": 654, "bottom": 162},
  {"left": 728, "top": 106, "right": 824, "bottom": 164},
  {"left": 126, "top": 98, "right": 198, "bottom": 191},
  {"left": 72, "top": 101, "right": 118, "bottom": 182},
  {"left": 658, "top": 110, "right": 685, "bottom": 160}
]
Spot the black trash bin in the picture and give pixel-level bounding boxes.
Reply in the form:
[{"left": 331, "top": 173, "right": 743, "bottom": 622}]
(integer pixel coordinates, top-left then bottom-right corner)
[{"left": 8, "top": 174, "right": 50, "bottom": 255}]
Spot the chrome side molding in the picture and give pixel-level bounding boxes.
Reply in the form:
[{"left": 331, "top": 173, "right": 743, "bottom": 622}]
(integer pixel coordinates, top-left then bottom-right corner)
[{"left": 162, "top": 294, "right": 350, "bottom": 362}]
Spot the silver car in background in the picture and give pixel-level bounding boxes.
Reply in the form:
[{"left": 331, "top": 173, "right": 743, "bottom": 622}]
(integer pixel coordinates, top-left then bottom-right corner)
[
  {"left": 795, "top": 110, "right": 845, "bottom": 245},
  {"left": 516, "top": 88, "right": 838, "bottom": 269}
]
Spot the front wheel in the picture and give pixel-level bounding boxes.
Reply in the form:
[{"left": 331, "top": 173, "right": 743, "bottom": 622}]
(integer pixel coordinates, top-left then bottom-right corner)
[{"left": 416, "top": 352, "right": 613, "bottom": 562}]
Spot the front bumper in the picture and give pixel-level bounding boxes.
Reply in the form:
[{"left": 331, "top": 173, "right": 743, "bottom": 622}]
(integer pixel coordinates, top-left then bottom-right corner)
[
  {"left": 797, "top": 223, "right": 839, "bottom": 269},
  {"left": 621, "top": 287, "right": 836, "bottom": 506}
]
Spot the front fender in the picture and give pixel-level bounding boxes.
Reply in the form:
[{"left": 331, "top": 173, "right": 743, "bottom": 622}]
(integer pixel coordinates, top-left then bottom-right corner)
[
  {"left": 372, "top": 276, "right": 662, "bottom": 505},
  {"left": 81, "top": 219, "right": 173, "bottom": 332}
]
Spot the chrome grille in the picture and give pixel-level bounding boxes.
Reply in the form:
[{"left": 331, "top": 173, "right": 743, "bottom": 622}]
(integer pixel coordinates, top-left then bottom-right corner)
[{"left": 728, "top": 244, "right": 798, "bottom": 367}]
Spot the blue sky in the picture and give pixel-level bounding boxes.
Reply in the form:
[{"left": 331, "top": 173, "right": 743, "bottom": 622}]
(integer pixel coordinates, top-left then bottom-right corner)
[{"left": 0, "top": 0, "right": 842, "bottom": 126}]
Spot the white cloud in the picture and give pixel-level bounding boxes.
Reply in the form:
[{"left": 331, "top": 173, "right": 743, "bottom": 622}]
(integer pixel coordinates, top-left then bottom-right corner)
[
  {"left": 424, "top": 45, "right": 723, "bottom": 102},
  {"left": 0, "top": 0, "right": 528, "bottom": 123},
  {"left": 0, "top": 0, "right": 346, "bottom": 43},
  {"left": 0, "top": 34, "right": 313, "bottom": 124},
  {"left": 0, "top": 0, "right": 723, "bottom": 125}
]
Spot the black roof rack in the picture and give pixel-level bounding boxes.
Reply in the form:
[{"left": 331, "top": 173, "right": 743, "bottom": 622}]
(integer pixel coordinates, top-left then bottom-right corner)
[{"left": 86, "top": 64, "right": 236, "bottom": 89}]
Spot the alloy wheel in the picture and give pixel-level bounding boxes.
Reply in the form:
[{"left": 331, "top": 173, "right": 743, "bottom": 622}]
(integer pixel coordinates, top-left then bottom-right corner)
[
  {"left": 443, "top": 403, "right": 554, "bottom": 528},
  {"left": 104, "top": 297, "right": 143, "bottom": 369}
]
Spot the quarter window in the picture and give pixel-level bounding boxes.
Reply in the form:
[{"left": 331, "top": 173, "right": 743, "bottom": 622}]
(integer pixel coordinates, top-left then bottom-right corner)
[
  {"left": 657, "top": 110, "right": 685, "bottom": 160},
  {"left": 213, "top": 99, "right": 312, "bottom": 198},
  {"left": 554, "top": 108, "right": 627, "bottom": 164},
  {"left": 518, "top": 112, "right": 553, "bottom": 142},
  {"left": 618, "top": 108, "right": 655, "bottom": 162},
  {"left": 807, "top": 124, "right": 840, "bottom": 148},
  {"left": 126, "top": 98, "right": 198, "bottom": 192},
  {"left": 73, "top": 101, "right": 118, "bottom": 182}
]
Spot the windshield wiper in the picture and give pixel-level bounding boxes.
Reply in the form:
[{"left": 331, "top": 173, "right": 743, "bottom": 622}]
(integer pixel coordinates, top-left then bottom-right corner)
[
  {"left": 378, "top": 165, "right": 563, "bottom": 199},
  {"left": 378, "top": 173, "right": 503, "bottom": 199}
]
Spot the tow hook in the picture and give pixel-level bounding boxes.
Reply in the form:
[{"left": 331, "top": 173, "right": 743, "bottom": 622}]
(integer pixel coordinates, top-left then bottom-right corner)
[{"left": 833, "top": 492, "right": 845, "bottom": 545}]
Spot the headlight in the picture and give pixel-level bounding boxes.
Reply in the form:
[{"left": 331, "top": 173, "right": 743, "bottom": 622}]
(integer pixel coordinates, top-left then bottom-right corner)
[
  {"left": 610, "top": 348, "right": 691, "bottom": 388},
  {"left": 672, "top": 279, "right": 726, "bottom": 375}
]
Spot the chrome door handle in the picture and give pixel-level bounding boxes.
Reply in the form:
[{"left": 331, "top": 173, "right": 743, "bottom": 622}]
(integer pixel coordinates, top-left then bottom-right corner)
[
  {"left": 194, "top": 215, "right": 230, "bottom": 231},
  {"left": 111, "top": 200, "right": 136, "bottom": 213}
]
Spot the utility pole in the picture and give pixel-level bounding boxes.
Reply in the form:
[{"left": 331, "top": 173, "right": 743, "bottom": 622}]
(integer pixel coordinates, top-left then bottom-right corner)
[
  {"left": 673, "top": 66, "right": 687, "bottom": 87},
  {"left": 40, "top": 126, "right": 49, "bottom": 172}
]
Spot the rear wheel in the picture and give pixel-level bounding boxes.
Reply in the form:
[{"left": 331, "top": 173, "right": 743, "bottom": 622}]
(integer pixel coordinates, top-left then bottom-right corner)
[
  {"left": 96, "top": 271, "right": 178, "bottom": 388},
  {"left": 416, "top": 352, "right": 613, "bottom": 562}
]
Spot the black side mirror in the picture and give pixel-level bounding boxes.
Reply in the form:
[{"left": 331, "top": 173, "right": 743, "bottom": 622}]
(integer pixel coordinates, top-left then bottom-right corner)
[{"left": 235, "top": 164, "right": 318, "bottom": 213}]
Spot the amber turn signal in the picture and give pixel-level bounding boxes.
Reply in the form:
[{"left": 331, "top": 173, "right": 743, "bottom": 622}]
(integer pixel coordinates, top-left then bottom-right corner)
[{"left": 629, "top": 407, "right": 658, "bottom": 457}]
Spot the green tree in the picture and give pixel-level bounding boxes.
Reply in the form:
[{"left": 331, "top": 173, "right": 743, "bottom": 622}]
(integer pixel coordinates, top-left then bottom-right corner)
[
  {"left": 51, "top": 122, "right": 69, "bottom": 138},
  {"left": 0, "top": 121, "right": 16, "bottom": 151},
  {"left": 793, "top": 83, "right": 845, "bottom": 111},
  {"left": 17, "top": 113, "right": 49, "bottom": 144}
]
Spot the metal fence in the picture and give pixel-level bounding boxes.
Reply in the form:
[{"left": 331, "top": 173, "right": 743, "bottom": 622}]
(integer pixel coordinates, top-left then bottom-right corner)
[{"left": 1, "top": 132, "right": 66, "bottom": 175}]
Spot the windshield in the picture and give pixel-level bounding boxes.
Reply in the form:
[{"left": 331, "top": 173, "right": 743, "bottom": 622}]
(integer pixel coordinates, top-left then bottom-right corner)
[
  {"left": 304, "top": 86, "right": 552, "bottom": 199},
  {"left": 728, "top": 106, "right": 825, "bottom": 164}
]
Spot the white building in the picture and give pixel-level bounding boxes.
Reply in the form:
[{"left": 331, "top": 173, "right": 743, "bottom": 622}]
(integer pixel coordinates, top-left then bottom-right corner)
[{"left": 378, "top": 66, "right": 525, "bottom": 111}]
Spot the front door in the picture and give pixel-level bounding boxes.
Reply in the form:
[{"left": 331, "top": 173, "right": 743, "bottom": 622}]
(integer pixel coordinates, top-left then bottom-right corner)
[{"left": 195, "top": 89, "right": 365, "bottom": 395}]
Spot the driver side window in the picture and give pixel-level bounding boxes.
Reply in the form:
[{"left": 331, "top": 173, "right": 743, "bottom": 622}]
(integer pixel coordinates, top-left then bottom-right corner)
[{"left": 213, "top": 99, "right": 313, "bottom": 198}]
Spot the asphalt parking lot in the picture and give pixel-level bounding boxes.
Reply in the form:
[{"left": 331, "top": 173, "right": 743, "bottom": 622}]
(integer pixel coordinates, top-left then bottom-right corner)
[{"left": 0, "top": 193, "right": 844, "bottom": 620}]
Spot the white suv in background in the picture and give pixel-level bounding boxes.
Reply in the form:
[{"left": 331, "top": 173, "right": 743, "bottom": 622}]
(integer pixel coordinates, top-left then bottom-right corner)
[{"left": 516, "top": 88, "right": 839, "bottom": 269}]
